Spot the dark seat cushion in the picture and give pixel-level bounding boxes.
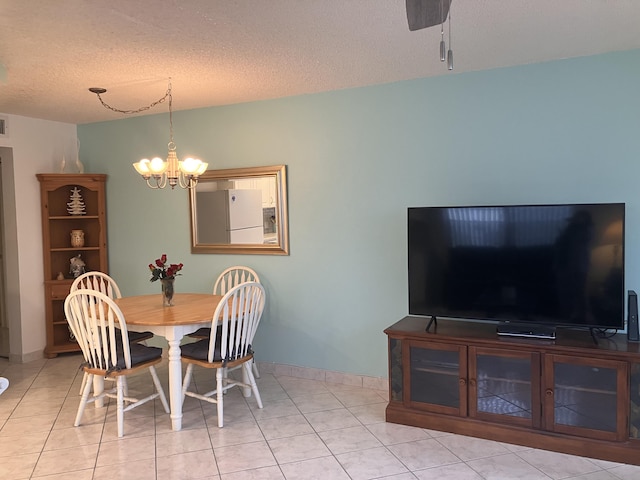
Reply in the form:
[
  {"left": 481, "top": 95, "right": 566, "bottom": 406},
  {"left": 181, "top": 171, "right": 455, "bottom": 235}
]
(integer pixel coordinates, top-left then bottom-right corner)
[
  {"left": 181, "top": 336, "right": 252, "bottom": 363},
  {"left": 187, "top": 324, "right": 223, "bottom": 339},
  {"left": 125, "top": 343, "right": 163, "bottom": 369},
  {"left": 127, "top": 330, "right": 154, "bottom": 343},
  {"left": 187, "top": 327, "right": 211, "bottom": 339},
  {"left": 87, "top": 337, "right": 163, "bottom": 372},
  {"left": 181, "top": 338, "right": 222, "bottom": 362},
  {"left": 107, "top": 327, "right": 153, "bottom": 343}
]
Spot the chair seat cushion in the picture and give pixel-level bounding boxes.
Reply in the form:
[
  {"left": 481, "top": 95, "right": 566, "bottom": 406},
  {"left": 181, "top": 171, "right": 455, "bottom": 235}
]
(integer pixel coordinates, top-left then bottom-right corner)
[
  {"left": 109, "top": 327, "right": 153, "bottom": 343},
  {"left": 88, "top": 338, "right": 163, "bottom": 372},
  {"left": 126, "top": 343, "right": 163, "bottom": 368},
  {"left": 181, "top": 337, "right": 252, "bottom": 363},
  {"left": 188, "top": 327, "right": 211, "bottom": 339},
  {"left": 127, "top": 330, "right": 154, "bottom": 343},
  {"left": 181, "top": 338, "right": 223, "bottom": 362},
  {"left": 187, "top": 324, "right": 223, "bottom": 339}
]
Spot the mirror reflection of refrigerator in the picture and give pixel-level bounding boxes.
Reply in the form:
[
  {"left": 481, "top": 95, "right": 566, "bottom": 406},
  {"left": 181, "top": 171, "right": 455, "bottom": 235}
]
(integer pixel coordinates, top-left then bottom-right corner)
[{"left": 197, "top": 189, "right": 264, "bottom": 244}]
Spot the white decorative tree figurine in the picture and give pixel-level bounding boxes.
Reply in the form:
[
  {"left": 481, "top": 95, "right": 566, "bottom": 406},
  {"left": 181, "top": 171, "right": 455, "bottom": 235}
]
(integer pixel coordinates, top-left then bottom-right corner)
[{"left": 66, "top": 187, "right": 86, "bottom": 215}]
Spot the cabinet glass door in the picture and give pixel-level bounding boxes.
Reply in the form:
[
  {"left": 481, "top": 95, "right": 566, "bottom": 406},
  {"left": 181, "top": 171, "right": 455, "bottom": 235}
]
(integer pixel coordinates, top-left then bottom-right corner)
[
  {"left": 469, "top": 347, "right": 539, "bottom": 428},
  {"left": 407, "top": 340, "right": 466, "bottom": 415},
  {"left": 544, "top": 354, "right": 627, "bottom": 441},
  {"left": 388, "top": 337, "right": 403, "bottom": 403},
  {"left": 630, "top": 362, "right": 640, "bottom": 439}
]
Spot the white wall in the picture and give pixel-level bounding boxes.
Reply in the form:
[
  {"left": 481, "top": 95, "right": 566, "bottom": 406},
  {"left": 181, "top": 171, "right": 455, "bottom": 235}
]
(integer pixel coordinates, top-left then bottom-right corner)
[{"left": 0, "top": 114, "right": 77, "bottom": 361}]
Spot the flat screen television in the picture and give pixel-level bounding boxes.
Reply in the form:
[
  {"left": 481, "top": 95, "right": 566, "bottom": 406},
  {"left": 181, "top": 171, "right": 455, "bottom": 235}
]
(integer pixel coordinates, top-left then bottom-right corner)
[{"left": 408, "top": 203, "right": 625, "bottom": 338}]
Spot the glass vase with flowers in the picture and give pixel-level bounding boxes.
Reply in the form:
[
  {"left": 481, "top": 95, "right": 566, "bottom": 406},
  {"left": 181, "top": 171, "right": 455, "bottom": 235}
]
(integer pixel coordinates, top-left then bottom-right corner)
[{"left": 148, "top": 254, "right": 183, "bottom": 306}]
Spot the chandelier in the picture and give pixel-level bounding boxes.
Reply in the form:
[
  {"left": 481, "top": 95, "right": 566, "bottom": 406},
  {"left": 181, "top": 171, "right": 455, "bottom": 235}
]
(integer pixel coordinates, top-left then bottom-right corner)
[{"left": 89, "top": 80, "right": 208, "bottom": 189}]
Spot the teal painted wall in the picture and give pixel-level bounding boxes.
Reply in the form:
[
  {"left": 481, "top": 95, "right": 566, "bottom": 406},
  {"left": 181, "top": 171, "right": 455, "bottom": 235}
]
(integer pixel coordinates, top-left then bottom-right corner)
[{"left": 78, "top": 50, "right": 640, "bottom": 378}]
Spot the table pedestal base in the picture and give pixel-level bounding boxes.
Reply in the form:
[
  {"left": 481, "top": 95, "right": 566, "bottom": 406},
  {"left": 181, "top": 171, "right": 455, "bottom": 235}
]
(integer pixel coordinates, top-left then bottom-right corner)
[{"left": 167, "top": 338, "right": 183, "bottom": 431}]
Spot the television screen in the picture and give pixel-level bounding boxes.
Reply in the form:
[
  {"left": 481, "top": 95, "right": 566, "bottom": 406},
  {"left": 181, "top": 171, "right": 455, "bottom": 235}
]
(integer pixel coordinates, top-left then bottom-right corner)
[{"left": 408, "top": 203, "right": 625, "bottom": 332}]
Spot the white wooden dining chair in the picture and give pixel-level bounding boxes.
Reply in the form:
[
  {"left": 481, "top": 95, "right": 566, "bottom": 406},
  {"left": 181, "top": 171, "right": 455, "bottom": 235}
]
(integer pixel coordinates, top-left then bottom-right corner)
[
  {"left": 181, "top": 282, "right": 265, "bottom": 428},
  {"left": 213, "top": 266, "right": 260, "bottom": 295},
  {"left": 71, "top": 271, "right": 122, "bottom": 299},
  {"left": 64, "top": 289, "right": 169, "bottom": 437},
  {"left": 189, "top": 266, "right": 262, "bottom": 377},
  {"left": 71, "top": 271, "right": 153, "bottom": 394}
]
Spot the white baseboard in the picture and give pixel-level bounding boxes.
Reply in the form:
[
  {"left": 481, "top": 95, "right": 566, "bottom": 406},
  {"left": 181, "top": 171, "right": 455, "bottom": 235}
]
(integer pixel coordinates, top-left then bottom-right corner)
[{"left": 10, "top": 350, "right": 43, "bottom": 364}]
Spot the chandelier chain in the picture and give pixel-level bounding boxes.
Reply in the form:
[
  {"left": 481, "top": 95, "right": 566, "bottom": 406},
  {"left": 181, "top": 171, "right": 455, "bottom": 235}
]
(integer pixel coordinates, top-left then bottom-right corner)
[
  {"left": 168, "top": 84, "right": 174, "bottom": 149},
  {"left": 94, "top": 83, "right": 172, "bottom": 115}
]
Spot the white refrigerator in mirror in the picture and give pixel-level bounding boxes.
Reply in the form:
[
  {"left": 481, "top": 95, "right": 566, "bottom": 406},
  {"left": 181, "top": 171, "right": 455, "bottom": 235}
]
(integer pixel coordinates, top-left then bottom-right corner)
[{"left": 196, "top": 189, "right": 264, "bottom": 244}]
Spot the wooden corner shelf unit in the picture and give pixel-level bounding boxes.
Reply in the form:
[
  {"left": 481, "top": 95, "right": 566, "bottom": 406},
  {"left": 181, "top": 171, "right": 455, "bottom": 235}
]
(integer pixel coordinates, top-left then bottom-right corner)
[
  {"left": 37, "top": 173, "right": 108, "bottom": 358},
  {"left": 385, "top": 316, "right": 640, "bottom": 466}
]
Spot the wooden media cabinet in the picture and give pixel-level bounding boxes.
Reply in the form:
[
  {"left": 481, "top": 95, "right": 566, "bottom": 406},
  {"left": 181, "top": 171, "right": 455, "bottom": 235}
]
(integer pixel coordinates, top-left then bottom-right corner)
[{"left": 385, "top": 316, "right": 640, "bottom": 465}]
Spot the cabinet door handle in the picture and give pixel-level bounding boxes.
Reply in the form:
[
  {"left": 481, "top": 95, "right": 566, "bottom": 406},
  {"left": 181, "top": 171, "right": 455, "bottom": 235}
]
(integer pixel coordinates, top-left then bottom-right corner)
[
  {"left": 469, "top": 378, "right": 476, "bottom": 387},
  {"left": 459, "top": 378, "right": 467, "bottom": 386},
  {"left": 545, "top": 389, "right": 553, "bottom": 397}
]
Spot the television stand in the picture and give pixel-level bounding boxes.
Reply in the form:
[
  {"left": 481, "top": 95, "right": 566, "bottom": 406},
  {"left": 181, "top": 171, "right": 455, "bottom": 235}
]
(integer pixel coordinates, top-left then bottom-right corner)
[
  {"left": 385, "top": 316, "right": 640, "bottom": 466},
  {"left": 425, "top": 315, "right": 437, "bottom": 332},
  {"left": 496, "top": 322, "right": 556, "bottom": 340}
]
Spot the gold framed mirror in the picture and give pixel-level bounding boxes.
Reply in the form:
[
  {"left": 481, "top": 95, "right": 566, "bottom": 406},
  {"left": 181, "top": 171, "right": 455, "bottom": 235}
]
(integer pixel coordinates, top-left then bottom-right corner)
[{"left": 189, "top": 165, "right": 289, "bottom": 255}]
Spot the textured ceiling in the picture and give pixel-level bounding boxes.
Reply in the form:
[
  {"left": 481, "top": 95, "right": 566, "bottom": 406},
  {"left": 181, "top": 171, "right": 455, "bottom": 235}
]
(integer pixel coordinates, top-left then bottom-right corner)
[{"left": 0, "top": 0, "right": 639, "bottom": 125}]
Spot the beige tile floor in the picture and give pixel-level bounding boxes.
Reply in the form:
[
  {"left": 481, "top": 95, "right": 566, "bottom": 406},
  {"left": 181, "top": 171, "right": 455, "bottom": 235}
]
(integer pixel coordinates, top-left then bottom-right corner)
[{"left": 2, "top": 354, "right": 640, "bottom": 480}]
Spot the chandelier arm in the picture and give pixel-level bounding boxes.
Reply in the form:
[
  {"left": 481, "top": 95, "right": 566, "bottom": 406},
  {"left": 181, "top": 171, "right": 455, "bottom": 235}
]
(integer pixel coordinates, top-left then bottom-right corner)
[
  {"left": 158, "top": 175, "right": 168, "bottom": 189},
  {"left": 177, "top": 172, "right": 200, "bottom": 189},
  {"left": 145, "top": 178, "right": 161, "bottom": 189},
  {"left": 147, "top": 175, "right": 168, "bottom": 189}
]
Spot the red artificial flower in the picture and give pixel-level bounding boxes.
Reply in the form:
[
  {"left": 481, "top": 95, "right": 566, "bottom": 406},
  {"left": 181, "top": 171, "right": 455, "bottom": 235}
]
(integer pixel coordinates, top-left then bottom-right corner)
[{"left": 148, "top": 254, "right": 182, "bottom": 282}]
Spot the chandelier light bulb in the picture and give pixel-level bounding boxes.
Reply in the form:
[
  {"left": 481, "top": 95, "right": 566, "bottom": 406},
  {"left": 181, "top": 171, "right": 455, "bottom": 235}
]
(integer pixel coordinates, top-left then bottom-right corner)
[{"left": 149, "top": 157, "right": 168, "bottom": 174}]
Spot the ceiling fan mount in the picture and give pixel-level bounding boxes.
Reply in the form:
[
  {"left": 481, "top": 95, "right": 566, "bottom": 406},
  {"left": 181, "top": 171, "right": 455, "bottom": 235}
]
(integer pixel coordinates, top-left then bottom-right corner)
[
  {"left": 406, "top": 0, "right": 451, "bottom": 31},
  {"left": 406, "top": 0, "right": 454, "bottom": 70}
]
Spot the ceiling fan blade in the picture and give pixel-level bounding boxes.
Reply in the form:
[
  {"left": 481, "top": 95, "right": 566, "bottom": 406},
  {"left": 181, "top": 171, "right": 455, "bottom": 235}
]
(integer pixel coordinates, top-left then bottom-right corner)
[{"left": 406, "top": 0, "right": 451, "bottom": 31}]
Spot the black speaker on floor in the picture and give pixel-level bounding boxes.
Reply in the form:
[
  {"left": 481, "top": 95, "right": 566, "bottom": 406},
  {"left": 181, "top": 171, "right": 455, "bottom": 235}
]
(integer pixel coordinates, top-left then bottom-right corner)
[{"left": 628, "top": 290, "right": 639, "bottom": 342}]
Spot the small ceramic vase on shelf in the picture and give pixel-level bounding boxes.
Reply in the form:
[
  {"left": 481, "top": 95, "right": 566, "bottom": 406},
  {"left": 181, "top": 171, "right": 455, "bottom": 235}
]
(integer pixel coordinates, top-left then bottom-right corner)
[
  {"left": 70, "top": 229, "right": 85, "bottom": 248},
  {"left": 161, "top": 277, "right": 175, "bottom": 306}
]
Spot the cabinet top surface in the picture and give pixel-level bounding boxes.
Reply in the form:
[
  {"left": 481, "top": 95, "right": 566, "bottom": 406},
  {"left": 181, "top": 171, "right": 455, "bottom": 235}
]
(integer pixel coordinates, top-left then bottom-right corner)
[
  {"left": 36, "top": 173, "right": 107, "bottom": 183},
  {"left": 385, "top": 316, "right": 640, "bottom": 356}
]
